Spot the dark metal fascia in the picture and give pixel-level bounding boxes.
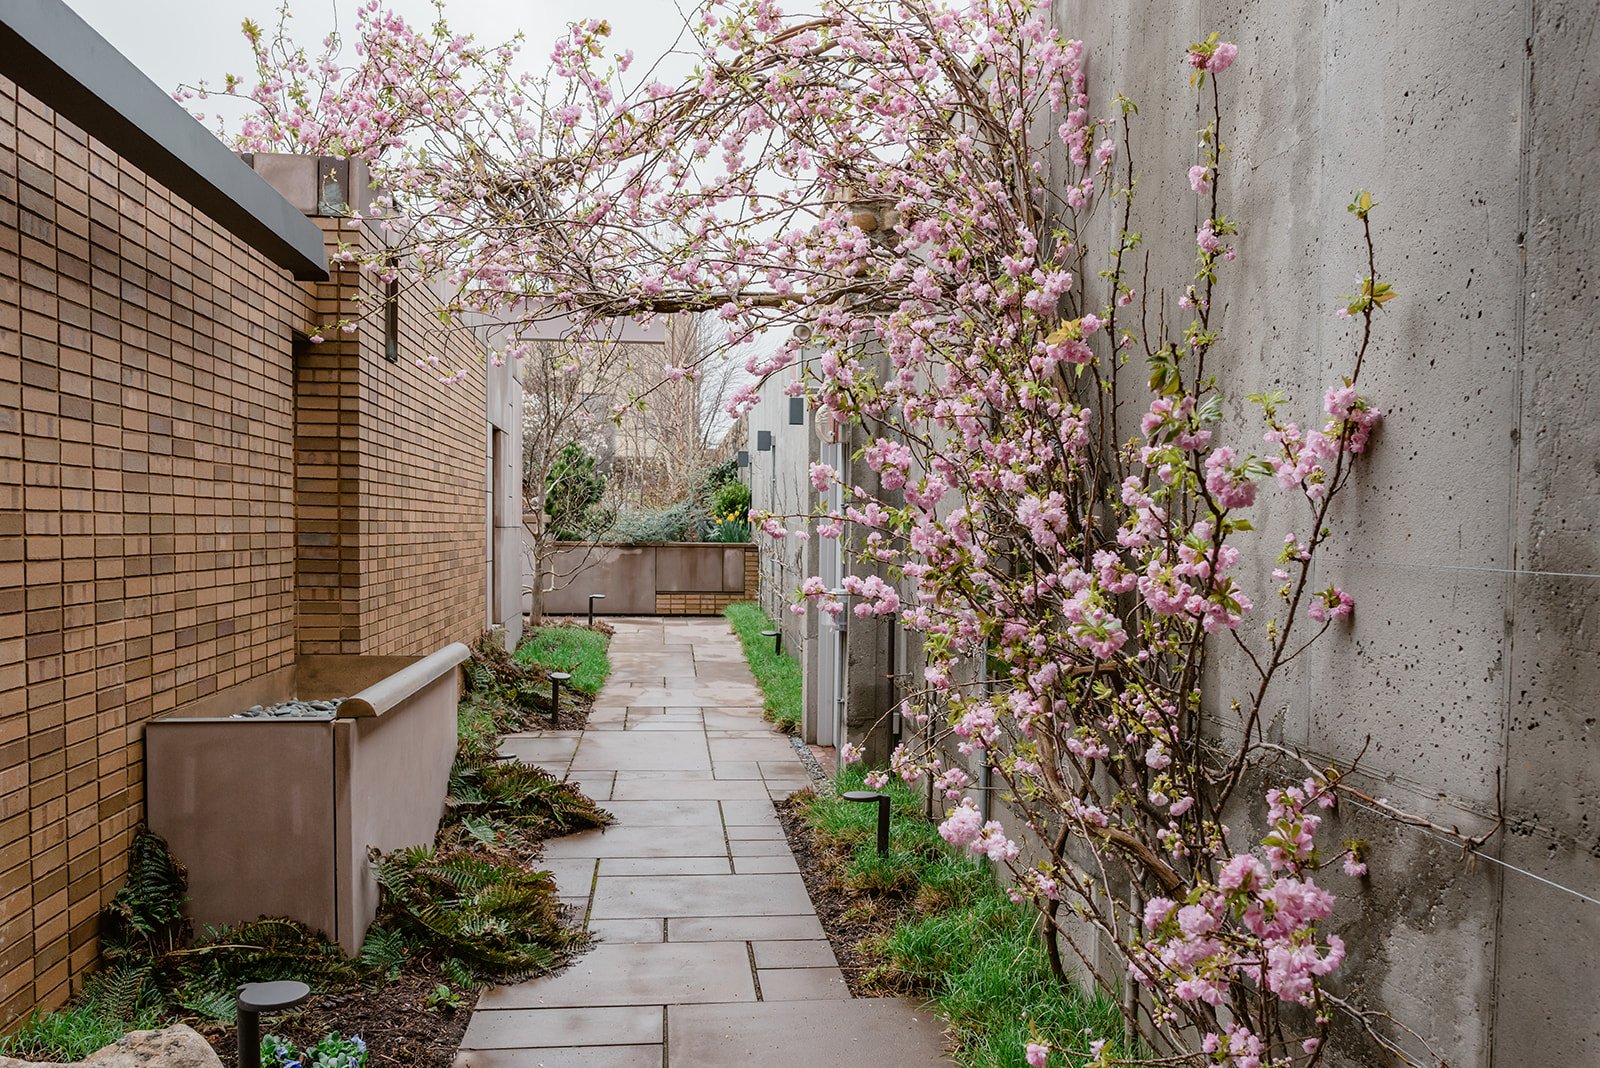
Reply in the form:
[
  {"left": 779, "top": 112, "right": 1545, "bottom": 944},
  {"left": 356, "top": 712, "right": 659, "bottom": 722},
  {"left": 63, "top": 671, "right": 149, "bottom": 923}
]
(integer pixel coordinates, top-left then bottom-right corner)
[{"left": 0, "top": 0, "right": 330, "bottom": 280}]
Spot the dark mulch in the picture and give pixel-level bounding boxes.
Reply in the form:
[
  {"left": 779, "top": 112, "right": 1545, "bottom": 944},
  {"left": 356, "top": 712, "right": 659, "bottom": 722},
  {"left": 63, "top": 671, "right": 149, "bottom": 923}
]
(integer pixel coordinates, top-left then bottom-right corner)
[
  {"left": 777, "top": 791, "right": 919, "bottom": 997},
  {"left": 198, "top": 972, "right": 477, "bottom": 1068}
]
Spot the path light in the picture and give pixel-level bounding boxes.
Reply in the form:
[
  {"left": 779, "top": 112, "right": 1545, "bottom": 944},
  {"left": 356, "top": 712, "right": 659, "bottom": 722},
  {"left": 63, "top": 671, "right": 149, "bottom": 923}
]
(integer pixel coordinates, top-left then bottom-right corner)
[
  {"left": 237, "top": 980, "right": 310, "bottom": 1068},
  {"left": 761, "top": 628, "right": 782, "bottom": 655},
  {"left": 549, "top": 671, "right": 572, "bottom": 723},
  {"left": 843, "top": 790, "right": 891, "bottom": 857},
  {"left": 587, "top": 593, "right": 606, "bottom": 627}
]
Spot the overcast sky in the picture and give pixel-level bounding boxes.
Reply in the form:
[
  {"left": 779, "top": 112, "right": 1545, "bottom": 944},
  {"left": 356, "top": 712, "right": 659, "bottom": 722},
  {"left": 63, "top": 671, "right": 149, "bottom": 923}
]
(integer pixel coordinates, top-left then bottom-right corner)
[{"left": 61, "top": 0, "right": 698, "bottom": 119}]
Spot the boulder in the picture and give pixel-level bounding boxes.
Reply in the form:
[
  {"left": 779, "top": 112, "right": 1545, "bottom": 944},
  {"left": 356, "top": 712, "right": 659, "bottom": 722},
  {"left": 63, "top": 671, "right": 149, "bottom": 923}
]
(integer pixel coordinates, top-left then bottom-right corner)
[{"left": 0, "top": 1026, "right": 222, "bottom": 1068}]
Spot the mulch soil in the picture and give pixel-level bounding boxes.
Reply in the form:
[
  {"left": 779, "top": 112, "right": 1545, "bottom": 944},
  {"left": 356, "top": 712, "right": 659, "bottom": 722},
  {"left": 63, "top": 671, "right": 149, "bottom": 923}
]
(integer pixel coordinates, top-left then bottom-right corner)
[
  {"left": 199, "top": 972, "right": 478, "bottom": 1068},
  {"left": 777, "top": 791, "right": 919, "bottom": 998}
]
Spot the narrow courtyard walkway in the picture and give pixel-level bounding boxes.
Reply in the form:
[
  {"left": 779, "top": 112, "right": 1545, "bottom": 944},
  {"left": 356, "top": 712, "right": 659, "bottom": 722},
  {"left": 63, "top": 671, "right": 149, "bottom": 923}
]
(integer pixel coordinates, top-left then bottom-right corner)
[{"left": 455, "top": 618, "right": 952, "bottom": 1067}]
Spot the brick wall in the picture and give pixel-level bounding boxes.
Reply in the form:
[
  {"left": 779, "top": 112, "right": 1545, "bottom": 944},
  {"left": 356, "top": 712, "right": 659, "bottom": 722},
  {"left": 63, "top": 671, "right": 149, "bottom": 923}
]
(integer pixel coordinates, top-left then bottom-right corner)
[
  {"left": 0, "top": 77, "right": 493, "bottom": 1023},
  {"left": 293, "top": 230, "right": 488, "bottom": 656},
  {"left": 0, "top": 78, "right": 313, "bottom": 1021}
]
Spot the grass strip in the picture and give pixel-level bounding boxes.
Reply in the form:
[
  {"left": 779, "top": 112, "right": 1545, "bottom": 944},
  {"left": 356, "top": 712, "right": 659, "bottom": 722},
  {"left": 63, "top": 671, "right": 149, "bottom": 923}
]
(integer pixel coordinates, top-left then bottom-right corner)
[
  {"left": 513, "top": 625, "right": 611, "bottom": 695},
  {"left": 723, "top": 602, "right": 802, "bottom": 730},
  {"left": 801, "top": 768, "right": 1126, "bottom": 1068}
]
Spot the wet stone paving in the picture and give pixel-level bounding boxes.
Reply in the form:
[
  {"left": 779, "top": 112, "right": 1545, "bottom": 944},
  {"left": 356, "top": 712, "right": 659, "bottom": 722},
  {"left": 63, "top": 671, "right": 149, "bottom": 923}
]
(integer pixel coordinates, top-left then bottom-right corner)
[{"left": 454, "top": 617, "right": 952, "bottom": 1068}]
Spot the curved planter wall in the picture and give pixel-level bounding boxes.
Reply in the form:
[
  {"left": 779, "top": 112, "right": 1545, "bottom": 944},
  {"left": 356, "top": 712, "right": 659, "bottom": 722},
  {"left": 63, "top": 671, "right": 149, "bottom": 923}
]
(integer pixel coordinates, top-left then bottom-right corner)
[{"left": 145, "top": 643, "right": 469, "bottom": 954}]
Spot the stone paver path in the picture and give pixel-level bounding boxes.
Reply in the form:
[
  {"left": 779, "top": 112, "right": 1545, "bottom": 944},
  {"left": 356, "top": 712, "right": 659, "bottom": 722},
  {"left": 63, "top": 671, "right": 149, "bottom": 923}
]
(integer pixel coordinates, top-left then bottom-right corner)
[{"left": 456, "top": 618, "right": 952, "bottom": 1067}]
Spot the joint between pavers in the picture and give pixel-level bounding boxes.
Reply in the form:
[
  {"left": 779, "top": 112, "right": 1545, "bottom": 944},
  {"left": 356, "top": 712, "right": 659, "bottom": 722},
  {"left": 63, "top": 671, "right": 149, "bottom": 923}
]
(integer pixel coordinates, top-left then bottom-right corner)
[{"left": 746, "top": 940, "right": 764, "bottom": 1003}]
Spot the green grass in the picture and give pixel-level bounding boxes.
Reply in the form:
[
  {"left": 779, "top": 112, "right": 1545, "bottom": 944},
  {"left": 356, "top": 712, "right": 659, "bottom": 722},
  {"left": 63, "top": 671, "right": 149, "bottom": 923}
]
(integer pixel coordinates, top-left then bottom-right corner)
[
  {"left": 513, "top": 625, "right": 611, "bottom": 695},
  {"left": 723, "top": 602, "right": 802, "bottom": 730},
  {"left": 803, "top": 769, "right": 1126, "bottom": 1068},
  {"left": 0, "top": 986, "right": 161, "bottom": 1061}
]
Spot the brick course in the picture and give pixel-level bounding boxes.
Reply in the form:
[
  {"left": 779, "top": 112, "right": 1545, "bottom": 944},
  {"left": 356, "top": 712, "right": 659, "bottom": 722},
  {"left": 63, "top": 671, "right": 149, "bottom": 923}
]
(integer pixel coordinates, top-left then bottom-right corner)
[{"left": 0, "top": 76, "right": 490, "bottom": 1023}]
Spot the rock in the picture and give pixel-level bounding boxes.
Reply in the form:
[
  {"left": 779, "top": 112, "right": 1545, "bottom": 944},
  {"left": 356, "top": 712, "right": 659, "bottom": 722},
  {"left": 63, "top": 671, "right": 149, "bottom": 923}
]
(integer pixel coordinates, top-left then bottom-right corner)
[{"left": 0, "top": 1026, "right": 222, "bottom": 1068}]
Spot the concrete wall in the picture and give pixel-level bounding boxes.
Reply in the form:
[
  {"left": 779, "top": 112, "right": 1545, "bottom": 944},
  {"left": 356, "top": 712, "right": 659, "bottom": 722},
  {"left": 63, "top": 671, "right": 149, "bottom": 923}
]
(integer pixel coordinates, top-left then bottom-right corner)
[
  {"left": 745, "top": 348, "right": 826, "bottom": 732},
  {"left": 1047, "top": 3, "right": 1598, "bottom": 1064},
  {"left": 535, "top": 541, "right": 758, "bottom": 616}
]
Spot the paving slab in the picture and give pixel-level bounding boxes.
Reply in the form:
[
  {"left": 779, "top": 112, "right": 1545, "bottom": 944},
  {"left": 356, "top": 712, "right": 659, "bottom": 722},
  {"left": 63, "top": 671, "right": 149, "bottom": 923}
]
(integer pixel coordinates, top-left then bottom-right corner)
[
  {"left": 455, "top": 1046, "right": 663, "bottom": 1068},
  {"left": 587, "top": 917, "right": 665, "bottom": 943},
  {"left": 599, "top": 856, "right": 732, "bottom": 876},
  {"left": 665, "top": 914, "right": 826, "bottom": 942},
  {"left": 593, "top": 800, "right": 724, "bottom": 826},
  {"left": 500, "top": 736, "right": 580, "bottom": 768},
  {"left": 591, "top": 874, "right": 813, "bottom": 918},
  {"left": 562, "top": 772, "right": 615, "bottom": 801},
  {"left": 719, "top": 800, "right": 780, "bottom": 825},
  {"left": 758, "top": 967, "right": 853, "bottom": 1002},
  {"left": 461, "top": 1005, "right": 661, "bottom": 1049},
  {"left": 666, "top": 1000, "right": 954, "bottom": 1066},
  {"left": 542, "top": 826, "right": 728, "bottom": 860},
  {"left": 569, "top": 732, "right": 711, "bottom": 772},
  {"left": 611, "top": 777, "right": 773, "bottom": 801},
  {"left": 732, "top": 855, "right": 801, "bottom": 875},
  {"left": 752, "top": 940, "right": 840, "bottom": 969},
  {"left": 479, "top": 942, "right": 756, "bottom": 1008}
]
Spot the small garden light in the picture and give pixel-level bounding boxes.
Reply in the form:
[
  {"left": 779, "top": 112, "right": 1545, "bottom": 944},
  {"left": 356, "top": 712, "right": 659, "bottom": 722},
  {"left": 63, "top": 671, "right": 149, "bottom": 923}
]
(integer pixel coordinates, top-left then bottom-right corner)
[
  {"left": 237, "top": 980, "right": 310, "bottom": 1068},
  {"left": 587, "top": 592, "right": 606, "bottom": 627},
  {"left": 760, "top": 628, "right": 781, "bottom": 655},
  {"left": 843, "top": 789, "right": 891, "bottom": 857},
  {"left": 548, "top": 671, "right": 572, "bottom": 722}
]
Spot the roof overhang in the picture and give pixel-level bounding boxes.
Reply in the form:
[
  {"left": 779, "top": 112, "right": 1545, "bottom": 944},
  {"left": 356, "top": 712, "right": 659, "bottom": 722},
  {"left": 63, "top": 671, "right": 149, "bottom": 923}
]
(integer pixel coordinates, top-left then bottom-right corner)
[{"left": 0, "top": 0, "right": 330, "bottom": 280}]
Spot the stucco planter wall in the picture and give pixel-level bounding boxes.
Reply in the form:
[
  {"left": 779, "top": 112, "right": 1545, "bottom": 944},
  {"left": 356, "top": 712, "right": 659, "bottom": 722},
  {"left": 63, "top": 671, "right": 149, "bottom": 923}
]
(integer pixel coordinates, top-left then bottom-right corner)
[
  {"left": 531, "top": 538, "right": 758, "bottom": 616},
  {"left": 145, "top": 643, "right": 469, "bottom": 954}
]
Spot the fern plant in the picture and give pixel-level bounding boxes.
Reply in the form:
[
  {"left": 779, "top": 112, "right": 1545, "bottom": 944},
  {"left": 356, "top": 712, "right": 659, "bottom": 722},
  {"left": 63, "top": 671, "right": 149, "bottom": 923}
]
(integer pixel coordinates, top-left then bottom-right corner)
[{"left": 369, "top": 846, "right": 582, "bottom": 983}]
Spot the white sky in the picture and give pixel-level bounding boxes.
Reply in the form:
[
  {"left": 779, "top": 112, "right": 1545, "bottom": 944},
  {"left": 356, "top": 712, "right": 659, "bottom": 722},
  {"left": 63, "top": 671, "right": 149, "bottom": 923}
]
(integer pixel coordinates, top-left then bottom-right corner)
[{"left": 61, "top": 0, "right": 699, "bottom": 113}]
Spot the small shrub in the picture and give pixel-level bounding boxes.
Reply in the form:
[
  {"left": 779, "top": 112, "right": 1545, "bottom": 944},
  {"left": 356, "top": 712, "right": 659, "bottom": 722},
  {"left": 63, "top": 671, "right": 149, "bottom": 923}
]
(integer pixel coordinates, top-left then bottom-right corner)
[
  {"left": 709, "top": 478, "right": 752, "bottom": 521},
  {"left": 544, "top": 443, "right": 607, "bottom": 541},
  {"left": 602, "top": 503, "right": 698, "bottom": 543},
  {"left": 263, "top": 1031, "right": 368, "bottom": 1068}
]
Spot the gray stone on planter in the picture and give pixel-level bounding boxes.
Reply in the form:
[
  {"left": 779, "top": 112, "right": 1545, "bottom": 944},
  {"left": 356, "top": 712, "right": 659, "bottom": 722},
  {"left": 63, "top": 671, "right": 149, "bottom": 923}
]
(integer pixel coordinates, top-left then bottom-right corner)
[
  {"left": 232, "top": 697, "right": 343, "bottom": 719},
  {"left": 0, "top": 1025, "right": 222, "bottom": 1068}
]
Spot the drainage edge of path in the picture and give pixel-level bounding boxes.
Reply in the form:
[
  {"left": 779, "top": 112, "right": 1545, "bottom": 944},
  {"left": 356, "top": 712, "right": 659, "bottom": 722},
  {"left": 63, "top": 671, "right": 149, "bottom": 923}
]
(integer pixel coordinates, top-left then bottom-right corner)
[{"left": 790, "top": 735, "right": 831, "bottom": 791}]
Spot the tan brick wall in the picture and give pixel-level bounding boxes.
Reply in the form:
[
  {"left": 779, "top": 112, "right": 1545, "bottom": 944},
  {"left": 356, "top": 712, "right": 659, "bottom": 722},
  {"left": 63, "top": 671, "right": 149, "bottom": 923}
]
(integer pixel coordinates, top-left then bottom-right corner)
[
  {"left": 292, "top": 226, "right": 487, "bottom": 656},
  {"left": 0, "top": 79, "right": 312, "bottom": 1022},
  {"left": 0, "top": 77, "right": 491, "bottom": 1023}
]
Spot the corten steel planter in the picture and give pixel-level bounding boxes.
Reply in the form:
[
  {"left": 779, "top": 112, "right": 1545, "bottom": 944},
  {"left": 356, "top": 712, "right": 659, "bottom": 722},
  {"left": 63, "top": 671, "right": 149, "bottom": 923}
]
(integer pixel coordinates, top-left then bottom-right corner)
[{"left": 145, "top": 643, "right": 470, "bottom": 954}]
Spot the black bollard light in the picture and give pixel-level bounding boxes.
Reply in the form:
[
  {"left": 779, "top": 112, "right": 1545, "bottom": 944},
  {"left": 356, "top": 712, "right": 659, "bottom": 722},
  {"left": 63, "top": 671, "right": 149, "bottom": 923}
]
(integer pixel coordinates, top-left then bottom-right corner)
[
  {"left": 549, "top": 671, "right": 572, "bottom": 723},
  {"left": 237, "top": 980, "right": 310, "bottom": 1068},
  {"left": 587, "top": 593, "right": 606, "bottom": 627},
  {"left": 760, "top": 628, "right": 782, "bottom": 655},
  {"left": 843, "top": 790, "right": 891, "bottom": 857}
]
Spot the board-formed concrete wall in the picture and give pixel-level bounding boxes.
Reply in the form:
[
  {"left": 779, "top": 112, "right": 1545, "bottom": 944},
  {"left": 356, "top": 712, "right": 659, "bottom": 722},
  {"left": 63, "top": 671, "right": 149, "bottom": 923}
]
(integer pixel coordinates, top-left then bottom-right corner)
[{"left": 1046, "top": 2, "right": 1597, "bottom": 1064}]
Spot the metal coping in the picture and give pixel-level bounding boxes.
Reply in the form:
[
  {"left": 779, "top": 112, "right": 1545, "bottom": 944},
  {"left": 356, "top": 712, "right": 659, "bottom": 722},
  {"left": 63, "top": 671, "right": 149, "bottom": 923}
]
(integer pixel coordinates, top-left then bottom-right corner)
[{"left": 0, "top": 0, "right": 330, "bottom": 280}]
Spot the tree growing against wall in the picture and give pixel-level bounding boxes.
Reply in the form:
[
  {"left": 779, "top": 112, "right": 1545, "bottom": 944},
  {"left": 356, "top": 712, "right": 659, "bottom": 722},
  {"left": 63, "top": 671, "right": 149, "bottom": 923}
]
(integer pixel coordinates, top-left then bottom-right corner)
[{"left": 195, "top": 2, "right": 1479, "bottom": 1064}]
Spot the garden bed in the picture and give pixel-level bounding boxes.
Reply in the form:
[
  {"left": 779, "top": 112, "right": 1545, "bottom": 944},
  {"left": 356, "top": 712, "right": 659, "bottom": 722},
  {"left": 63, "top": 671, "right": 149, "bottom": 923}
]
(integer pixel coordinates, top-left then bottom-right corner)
[
  {"left": 3, "top": 636, "right": 616, "bottom": 1068},
  {"left": 724, "top": 602, "right": 803, "bottom": 732},
  {"left": 779, "top": 770, "right": 1127, "bottom": 1068}
]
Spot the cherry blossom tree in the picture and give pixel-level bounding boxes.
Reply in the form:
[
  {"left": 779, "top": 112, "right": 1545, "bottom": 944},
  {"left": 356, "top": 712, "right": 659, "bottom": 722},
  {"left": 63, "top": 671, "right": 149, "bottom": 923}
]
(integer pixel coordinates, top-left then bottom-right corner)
[{"left": 190, "top": 2, "right": 1474, "bottom": 1064}]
